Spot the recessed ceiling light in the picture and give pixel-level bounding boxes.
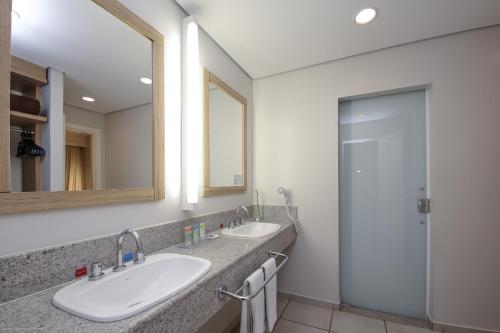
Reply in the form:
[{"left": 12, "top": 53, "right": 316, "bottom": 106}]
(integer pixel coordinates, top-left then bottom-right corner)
[
  {"left": 354, "top": 8, "right": 378, "bottom": 25},
  {"left": 11, "top": 10, "right": 20, "bottom": 20},
  {"left": 140, "top": 77, "right": 152, "bottom": 85},
  {"left": 82, "top": 96, "right": 95, "bottom": 102}
]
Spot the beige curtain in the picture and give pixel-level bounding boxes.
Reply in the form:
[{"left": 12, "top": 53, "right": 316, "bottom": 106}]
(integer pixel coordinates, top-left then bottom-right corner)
[{"left": 65, "top": 146, "right": 84, "bottom": 191}]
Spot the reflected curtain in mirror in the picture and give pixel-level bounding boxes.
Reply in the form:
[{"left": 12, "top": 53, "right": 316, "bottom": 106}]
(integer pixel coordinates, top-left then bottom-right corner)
[
  {"left": 65, "top": 130, "right": 92, "bottom": 191},
  {"left": 65, "top": 146, "right": 83, "bottom": 191}
]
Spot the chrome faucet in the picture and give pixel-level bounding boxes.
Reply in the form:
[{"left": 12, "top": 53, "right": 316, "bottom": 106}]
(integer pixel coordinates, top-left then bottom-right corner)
[
  {"left": 234, "top": 206, "right": 249, "bottom": 227},
  {"left": 113, "top": 229, "right": 145, "bottom": 272}
]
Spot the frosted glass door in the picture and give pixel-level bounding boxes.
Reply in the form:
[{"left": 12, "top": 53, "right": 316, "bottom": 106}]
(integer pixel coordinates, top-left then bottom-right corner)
[{"left": 339, "top": 90, "right": 427, "bottom": 319}]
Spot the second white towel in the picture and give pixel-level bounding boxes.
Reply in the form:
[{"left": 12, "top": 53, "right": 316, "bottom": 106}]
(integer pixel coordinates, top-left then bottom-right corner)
[
  {"left": 240, "top": 269, "right": 265, "bottom": 333},
  {"left": 262, "top": 258, "right": 277, "bottom": 331}
]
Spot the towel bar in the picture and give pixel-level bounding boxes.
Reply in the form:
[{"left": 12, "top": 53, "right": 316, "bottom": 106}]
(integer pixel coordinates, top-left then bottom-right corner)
[{"left": 214, "top": 250, "right": 288, "bottom": 301}]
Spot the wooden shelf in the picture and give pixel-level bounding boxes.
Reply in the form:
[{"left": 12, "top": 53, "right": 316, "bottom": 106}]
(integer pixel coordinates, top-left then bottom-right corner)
[
  {"left": 10, "top": 110, "right": 47, "bottom": 127},
  {"left": 8, "top": 56, "right": 47, "bottom": 193},
  {"left": 10, "top": 56, "right": 47, "bottom": 93}
]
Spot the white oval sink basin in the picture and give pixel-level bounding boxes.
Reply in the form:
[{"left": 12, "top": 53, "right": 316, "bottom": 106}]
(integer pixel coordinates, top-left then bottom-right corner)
[
  {"left": 52, "top": 253, "right": 211, "bottom": 322},
  {"left": 222, "top": 222, "right": 281, "bottom": 238}
]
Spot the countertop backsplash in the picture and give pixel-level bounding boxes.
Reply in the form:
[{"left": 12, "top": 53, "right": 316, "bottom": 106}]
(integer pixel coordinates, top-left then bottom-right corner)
[{"left": 0, "top": 205, "right": 296, "bottom": 304}]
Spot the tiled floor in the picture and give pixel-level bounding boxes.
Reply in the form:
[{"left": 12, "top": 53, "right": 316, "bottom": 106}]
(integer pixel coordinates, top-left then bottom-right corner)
[{"left": 270, "top": 297, "right": 440, "bottom": 333}]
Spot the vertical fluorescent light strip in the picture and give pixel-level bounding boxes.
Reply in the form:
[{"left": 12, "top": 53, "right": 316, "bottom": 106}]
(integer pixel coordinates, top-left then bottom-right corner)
[{"left": 183, "top": 16, "right": 201, "bottom": 208}]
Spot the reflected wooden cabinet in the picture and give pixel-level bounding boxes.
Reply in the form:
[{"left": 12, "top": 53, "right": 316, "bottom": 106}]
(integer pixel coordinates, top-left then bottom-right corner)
[{"left": 10, "top": 56, "right": 48, "bottom": 192}]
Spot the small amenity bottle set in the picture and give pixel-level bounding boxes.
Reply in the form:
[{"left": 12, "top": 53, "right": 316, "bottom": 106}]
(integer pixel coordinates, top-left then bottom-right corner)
[{"left": 183, "top": 223, "right": 206, "bottom": 247}]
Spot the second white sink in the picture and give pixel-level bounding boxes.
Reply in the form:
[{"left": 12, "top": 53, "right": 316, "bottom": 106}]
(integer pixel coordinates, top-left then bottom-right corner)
[
  {"left": 53, "top": 253, "right": 211, "bottom": 322},
  {"left": 222, "top": 222, "right": 281, "bottom": 238}
]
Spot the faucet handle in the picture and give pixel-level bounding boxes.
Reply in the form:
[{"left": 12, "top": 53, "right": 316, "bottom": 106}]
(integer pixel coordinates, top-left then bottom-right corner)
[{"left": 89, "top": 262, "right": 105, "bottom": 281}]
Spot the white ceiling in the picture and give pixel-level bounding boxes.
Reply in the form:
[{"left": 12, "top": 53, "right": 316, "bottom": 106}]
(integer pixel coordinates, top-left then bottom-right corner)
[
  {"left": 11, "top": 0, "right": 152, "bottom": 114},
  {"left": 176, "top": 0, "right": 500, "bottom": 79}
]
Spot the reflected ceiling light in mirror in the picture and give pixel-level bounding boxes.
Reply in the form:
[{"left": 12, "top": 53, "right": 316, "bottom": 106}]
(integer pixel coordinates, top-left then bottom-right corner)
[
  {"left": 354, "top": 8, "right": 378, "bottom": 25},
  {"left": 82, "top": 96, "right": 95, "bottom": 102},
  {"left": 182, "top": 16, "right": 201, "bottom": 209},
  {"left": 140, "top": 77, "right": 152, "bottom": 85}
]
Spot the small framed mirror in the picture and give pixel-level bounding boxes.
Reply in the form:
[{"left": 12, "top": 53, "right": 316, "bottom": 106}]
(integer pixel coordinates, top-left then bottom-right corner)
[{"left": 203, "top": 69, "right": 247, "bottom": 196}]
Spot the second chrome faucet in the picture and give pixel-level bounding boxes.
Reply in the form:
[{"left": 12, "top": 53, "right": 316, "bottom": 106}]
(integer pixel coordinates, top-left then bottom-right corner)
[{"left": 229, "top": 206, "right": 249, "bottom": 229}]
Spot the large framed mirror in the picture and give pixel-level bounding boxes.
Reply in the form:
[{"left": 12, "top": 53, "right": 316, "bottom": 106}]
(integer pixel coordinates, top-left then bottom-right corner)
[
  {"left": 0, "top": 0, "right": 164, "bottom": 213},
  {"left": 203, "top": 69, "right": 247, "bottom": 196}
]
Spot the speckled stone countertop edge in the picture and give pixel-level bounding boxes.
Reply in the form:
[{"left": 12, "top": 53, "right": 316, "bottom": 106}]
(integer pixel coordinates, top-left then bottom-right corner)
[{"left": 0, "top": 220, "right": 297, "bottom": 333}]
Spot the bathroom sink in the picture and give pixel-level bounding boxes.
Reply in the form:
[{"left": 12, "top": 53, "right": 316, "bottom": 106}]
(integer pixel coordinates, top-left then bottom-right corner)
[
  {"left": 52, "top": 253, "right": 211, "bottom": 322},
  {"left": 222, "top": 222, "right": 281, "bottom": 238}
]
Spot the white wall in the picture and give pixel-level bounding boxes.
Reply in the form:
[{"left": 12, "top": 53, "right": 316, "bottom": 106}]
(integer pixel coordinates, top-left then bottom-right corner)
[
  {"left": 64, "top": 104, "right": 106, "bottom": 133},
  {"left": 198, "top": 26, "right": 254, "bottom": 203},
  {"left": 0, "top": 0, "right": 253, "bottom": 256},
  {"left": 254, "top": 26, "right": 500, "bottom": 331},
  {"left": 105, "top": 104, "right": 152, "bottom": 189},
  {"left": 41, "top": 68, "right": 65, "bottom": 191}
]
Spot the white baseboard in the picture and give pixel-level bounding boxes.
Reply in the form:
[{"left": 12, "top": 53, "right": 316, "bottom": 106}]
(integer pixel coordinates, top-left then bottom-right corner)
[
  {"left": 278, "top": 289, "right": 341, "bottom": 309},
  {"left": 432, "top": 320, "right": 500, "bottom": 333},
  {"left": 427, "top": 313, "right": 500, "bottom": 333}
]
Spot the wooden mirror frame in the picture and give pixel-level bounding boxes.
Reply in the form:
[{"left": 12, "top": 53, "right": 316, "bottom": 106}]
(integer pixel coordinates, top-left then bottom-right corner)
[
  {"left": 0, "top": 0, "right": 164, "bottom": 214},
  {"left": 203, "top": 68, "right": 247, "bottom": 197}
]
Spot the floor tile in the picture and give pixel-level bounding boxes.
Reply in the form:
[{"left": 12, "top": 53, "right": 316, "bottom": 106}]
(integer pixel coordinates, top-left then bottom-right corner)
[
  {"left": 339, "top": 306, "right": 429, "bottom": 329},
  {"left": 282, "top": 300, "right": 332, "bottom": 330},
  {"left": 273, "top": 319, "right": 328, "bottom": 333},
  {"left": 386, "top": 322, "right": 439, "bottom": 333},
  {"left": 277, "top": 296, "right": 290, "bottom": 317},
  {"left": 331, "top": 311, "right": 385, "bottom": 333}
]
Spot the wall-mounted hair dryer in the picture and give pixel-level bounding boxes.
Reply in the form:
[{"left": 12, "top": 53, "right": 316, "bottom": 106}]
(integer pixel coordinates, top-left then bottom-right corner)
[
  {"left": 277, "top": 186, "right": 290, "bottom": 205},
  {"left": 277, "top": 186, "right": 299, "bottom": 233}
]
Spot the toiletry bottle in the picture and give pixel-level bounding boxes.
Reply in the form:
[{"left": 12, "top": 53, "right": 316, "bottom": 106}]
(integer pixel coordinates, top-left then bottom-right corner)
[
  {"left": 200, "top": 223, "right": 206, "bottom": 241},
  {"left": 193, "top": 224, "right": 200, "bottom": 244},
  {"left": 184, "top": 226, "right": 193, "bottom": 247}
]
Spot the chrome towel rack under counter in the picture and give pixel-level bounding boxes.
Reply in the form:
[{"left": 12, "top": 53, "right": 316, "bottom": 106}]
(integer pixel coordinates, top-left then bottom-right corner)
[{"left": 214, "top": 250, "right": 288, "bottom": 301}]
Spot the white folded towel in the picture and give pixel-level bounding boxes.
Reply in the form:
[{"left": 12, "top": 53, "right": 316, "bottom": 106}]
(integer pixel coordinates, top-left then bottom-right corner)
[
  {"left": 262, "top": 258, "right": 277, "bottom": 331},
  {"left": 240, "top": 269, "right": 265, "bottom": 333},
  {"left": 240, "top": 284, "right": 250, "bottom": 333}
]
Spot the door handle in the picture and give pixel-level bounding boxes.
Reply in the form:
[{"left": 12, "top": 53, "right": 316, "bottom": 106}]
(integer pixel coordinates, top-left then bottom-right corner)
[{"left": 417, "top": 199, "right": 430, "bottom": 214}]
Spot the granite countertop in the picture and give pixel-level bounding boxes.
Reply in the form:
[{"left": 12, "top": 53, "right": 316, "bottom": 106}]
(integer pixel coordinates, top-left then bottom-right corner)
[{"left": 0, "top": 220, "right": 296, "bottom": 333}]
